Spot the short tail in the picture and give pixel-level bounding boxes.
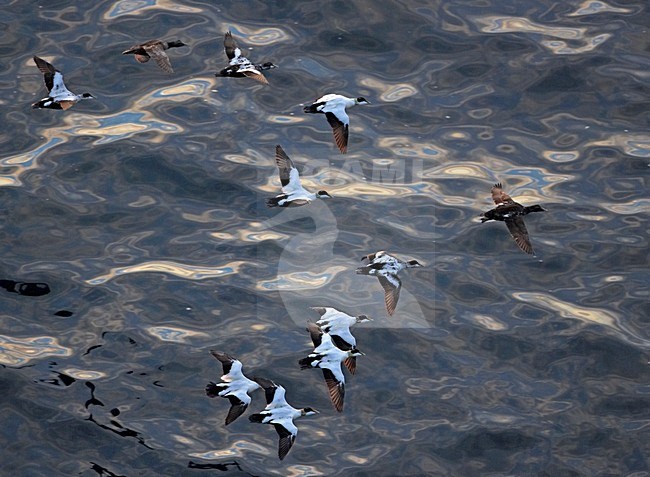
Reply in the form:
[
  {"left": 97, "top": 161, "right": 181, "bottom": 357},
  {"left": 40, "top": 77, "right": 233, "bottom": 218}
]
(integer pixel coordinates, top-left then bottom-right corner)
[
  {"left": 298, "top": 357, "right": 314, "bottom": 369},
  {"left": 248, "top": 413, "right": 265, "bottom": 423},
  {"left": 205, "top": 382, "right": 224, "bottom": 398},
  {"left": 355, "top": 266, "right": 372, "bottom": 275},
  {"left": 266, "top": 197, "right": 280, "bottom": 207}
]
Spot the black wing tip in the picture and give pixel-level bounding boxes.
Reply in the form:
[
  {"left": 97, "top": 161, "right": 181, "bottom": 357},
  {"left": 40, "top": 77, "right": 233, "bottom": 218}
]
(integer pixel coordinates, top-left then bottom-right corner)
[
  {"left": 210, "top": 350, "right": 233, "bottom": 361},
  {"left": 252, "top": 376, "right": 275, "bottom": 389},
  {"left": 248, "top": 413, "right": 264, "bottom": 423}
]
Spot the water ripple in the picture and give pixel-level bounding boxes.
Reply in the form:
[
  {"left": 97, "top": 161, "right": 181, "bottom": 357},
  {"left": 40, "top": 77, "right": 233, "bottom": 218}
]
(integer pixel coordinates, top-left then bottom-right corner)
[
  {"left": 0, "top": 335, "right": 72, "bottom": 366},
  {"left": 85, "top": 260, "right": 246, "bottom": 285}
]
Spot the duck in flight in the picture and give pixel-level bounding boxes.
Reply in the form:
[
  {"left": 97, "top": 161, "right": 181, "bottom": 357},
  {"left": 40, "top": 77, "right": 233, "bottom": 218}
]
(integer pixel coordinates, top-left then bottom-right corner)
[
  {"left": 122, "top": 39, "right": 186, "bottom": 73},
  {"left": 356, "top": 251, "right": 423, "bottom": 316},
  {"left": 248, "top": 377, "right": 318, "bottom": 460},
  {"left": 32, "top": 56, "right": 94, "bottom": 110},
  {"left": 299, "top": 322, "right": 365, "bottom": 412},
  {"left": 480, "top": 183, "right": 546, "bottom": 255},
  {"left": 303, "top": 94, "right": 370, "bottom": 153},
  {"left": 266, "top": 145, "right": 331, "bottom": 207},
  {"left": 205, "top": 351, "right": 260, "bottom": 425},
  {"left": 310, "top": 306, "right": 371, "bottom": 348},
  {"left": 216, "top": 31, "right": 276, "bottom": 84}
]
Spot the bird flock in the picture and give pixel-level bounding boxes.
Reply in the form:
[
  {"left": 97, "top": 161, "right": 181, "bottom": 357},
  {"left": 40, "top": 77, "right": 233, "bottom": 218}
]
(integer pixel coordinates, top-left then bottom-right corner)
[{"left": 31, "top": 29, "right": 546, "bottom": 461}]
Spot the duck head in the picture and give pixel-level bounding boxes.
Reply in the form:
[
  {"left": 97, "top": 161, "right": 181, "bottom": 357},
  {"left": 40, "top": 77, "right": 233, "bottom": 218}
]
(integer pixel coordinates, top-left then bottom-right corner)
[
  {"left": 316, "top": 190, "right": 332, "bottom": 199},
  {"left": 355, "top": 314, "right": 373, "bottom": 324}
]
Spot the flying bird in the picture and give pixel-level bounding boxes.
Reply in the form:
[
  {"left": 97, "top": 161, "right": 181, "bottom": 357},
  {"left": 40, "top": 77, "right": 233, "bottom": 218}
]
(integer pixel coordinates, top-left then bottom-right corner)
[
  {"left": 205, "top": 351, "right": 260, "bottom": 425},
  {"left": 298, "top": 323, "right": 365, "bottom": 412},
  {"left": 122, "top": 39, "right": 186, "bottom": 73},
  {"left": 303, "top": 94, "right": 370, "bottom": 153},
  {"left": 266, "top": 145, "right": 331, "bottom": 207},
  {"left": 215, "top": 31, "right": 276, "bottom": 84},
  {"left": 31, "top": 56, "right": 94, "bottom": 110},
  {"left": 356, "top": 251, "right": 423, "bottom": 316},
  {"left": 248, "top": 377, "right": 318, "bottom": 460},
  {"left": 480, "top": 183, "right": 546, "bottom": 255},
  {"left": 310, "top": 306, "right": 371, "bottom": 348}
]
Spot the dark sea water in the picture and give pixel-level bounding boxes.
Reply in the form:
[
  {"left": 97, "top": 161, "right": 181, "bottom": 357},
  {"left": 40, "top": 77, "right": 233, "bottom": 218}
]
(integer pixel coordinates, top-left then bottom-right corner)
[{"left": 1, "top": 0, "right": 649, "bottom": 476}]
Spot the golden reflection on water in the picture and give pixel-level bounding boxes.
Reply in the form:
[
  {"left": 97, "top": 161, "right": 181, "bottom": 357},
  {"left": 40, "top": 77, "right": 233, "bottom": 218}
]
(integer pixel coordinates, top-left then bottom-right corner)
[
  {"left": 511, "top": 292, "right": 618, "bottom": 327},
  {"left": 1, "top": 79, "right": 213, "bottom": 185},
  {"left": 135, "top": 79, "right": 215, "bottom": 107},
  {"left": 85, "top": 259, "right": 246, "bottom": 285},
  {"left": 257, "top": 266, "right": 348, "bottom": 291},
  {"left": 62, "top": 368, "right": 107, "bottom": 379},
  {"left": 104, "top": 0, "right": 202, "bottom": 19},
  {"left": 227, "top": 27, "right": 292, "bottom": 45},
  {"left": 600, "top": 199, "right": 650, "bottom": 215},
  {"left": 476, "top": 16, "right": 586, "bottom": 39},
  {"left": 0, "top": 137, "right": 64, "bottom": 186},
  {"left": 146, "top": 326, "right": 209, "bottom": 342},
  {"left": 358, "top": 77, "right": 418, "bottom": 102},
  {"left": 585, "top": 133, "right": 650, "bottom": 157},
  {"left": 542, "top": 150, "right": 580, "bottom": 163},
  {"left": 0, "top": 335, "right": 72, "bottom": 366},
  {"left": 475, "top": 15, "right": 614, "bottom": 54},
  {"left": 568, "top": 0, "right": 633, "bottom": 16},
  {"left": 466, "top": 313, "right": 508, "bottom": 331},
  {"left": 542, "top": 34, "right": 612, "bottom": 55}
]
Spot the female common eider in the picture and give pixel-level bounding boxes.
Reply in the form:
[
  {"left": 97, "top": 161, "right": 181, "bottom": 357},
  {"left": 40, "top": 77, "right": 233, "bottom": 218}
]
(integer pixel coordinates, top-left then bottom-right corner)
[
  {"left": 356, "top": 251, "right": 423, "bottom": 316},
  {"left": 122, "top": 39, "right": 186, "bottom": 73},
  {"left": 480, "top": 183, "right": 546, "bottom": 255}
]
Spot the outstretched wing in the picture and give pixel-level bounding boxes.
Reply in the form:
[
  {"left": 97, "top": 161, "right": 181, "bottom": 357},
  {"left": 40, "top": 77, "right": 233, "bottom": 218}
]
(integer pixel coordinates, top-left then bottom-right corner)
[
  {"left": 275, "top": 145, "right": 302, "bottom": 193},
  {"left": 224, "top": 31, "right": 240, "bottom": 60},
  {"left": 144, "top": 43, "right": 173, "bottom": 73},
  {"left": 33, "top": 56, "right": 57, "bottom": 92},
  {"left": 241, "top": 67, "right": 269, "bottom": 84},
  {"left": 378, "top": 274, "right": 401, "bottom": 316},
  {"left": 210, "top": 351, "right": 235, "bottom": 375},
  {"left": 505, "top": 217, "right": 534, "bottom": 255},
  {"left": 325, "top": 112, "right": 349, "bottom": 154},
  {"left": 322, "top": 368, "right": 345, "bottom": 412},
  {"left": 224, "top": 395, "right": 249, "bottom": 425},
  {"left": 491, "top": 183, "right": 514, "bottom": 205},
  {"left": 273, "top": 422, "right": 297, "bottom": 460},
  {"left": 306, "top": 322, "right": 323, "bottom": 348},
  {"left": 342, "top": 356, "right": 356, "bottom": 375}
]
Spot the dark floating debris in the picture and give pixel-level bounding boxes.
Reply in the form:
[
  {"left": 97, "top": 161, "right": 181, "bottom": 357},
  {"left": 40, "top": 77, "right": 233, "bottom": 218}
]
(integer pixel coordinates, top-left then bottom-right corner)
[
  {"left": 0, "top": 279, "right": 50, "bottom": 296},
  {"left": 54, "top": 310, "right": 73, "bottom": 317}
]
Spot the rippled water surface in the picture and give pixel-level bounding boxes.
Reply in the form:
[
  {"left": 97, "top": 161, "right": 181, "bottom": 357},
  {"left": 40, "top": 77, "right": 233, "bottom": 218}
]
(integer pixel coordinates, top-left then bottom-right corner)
[{"left": 1, "top": 0, "right": 649, "bottom": 475}]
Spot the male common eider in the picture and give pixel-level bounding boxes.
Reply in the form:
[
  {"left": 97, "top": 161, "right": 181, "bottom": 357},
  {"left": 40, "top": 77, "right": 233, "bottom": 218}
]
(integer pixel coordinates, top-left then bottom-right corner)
[
  {"left": 266, "top": 145, "right": 331, "bottom": 207},
  {"left": 216, "top": 31, "right": 276, "bottom": 84},
  {"left": 31, "top": 56, "right": 94, "bottom": 110},
  {"left": 303, "top": 94, "right": 370, "bottom": 153},
  {"left": 205, "top": 351, "right": 260, "bottom": 425},
  {"left": 248, "top": 377, "right": 318, "bottom": 460}
]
